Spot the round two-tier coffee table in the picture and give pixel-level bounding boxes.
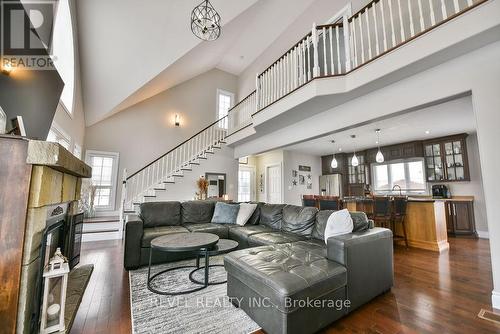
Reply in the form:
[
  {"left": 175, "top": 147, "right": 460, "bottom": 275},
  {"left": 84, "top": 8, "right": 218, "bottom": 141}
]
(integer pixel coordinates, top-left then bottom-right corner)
[{"left": 147, "top": 232, "right": 238, "bottom": 295}]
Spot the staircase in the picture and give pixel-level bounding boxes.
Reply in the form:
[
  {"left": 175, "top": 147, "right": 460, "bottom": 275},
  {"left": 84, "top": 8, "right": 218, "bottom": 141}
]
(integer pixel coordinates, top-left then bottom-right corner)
[{"left": 120, "top": 116, "right": 228, "bottom": 219}]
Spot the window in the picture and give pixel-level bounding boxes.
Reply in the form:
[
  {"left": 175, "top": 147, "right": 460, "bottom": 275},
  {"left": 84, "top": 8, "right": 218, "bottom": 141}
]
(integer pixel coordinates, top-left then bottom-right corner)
[
  {"left": 47, "top": 125, "right": 71, "bottom": 150},
  {"left": 217, "top": 89, "right": 234, "bottom": 129},
  {"left": 238, "top": 166, "right": 255, "bottom": 202},
  {"left": 372, "top": 159, "right": 427, "bottom": 194},
  {"left": 85, "top": 151, "right": 119, "bottom": 211},
  {"left": 52, "top": 0, "right": 75, "bottom": 115}
]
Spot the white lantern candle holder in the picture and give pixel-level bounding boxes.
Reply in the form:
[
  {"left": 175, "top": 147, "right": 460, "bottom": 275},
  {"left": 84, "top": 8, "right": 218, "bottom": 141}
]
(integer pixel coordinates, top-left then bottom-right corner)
[{"left": 40, "top": 248, "right": 69, "bottom": 334}]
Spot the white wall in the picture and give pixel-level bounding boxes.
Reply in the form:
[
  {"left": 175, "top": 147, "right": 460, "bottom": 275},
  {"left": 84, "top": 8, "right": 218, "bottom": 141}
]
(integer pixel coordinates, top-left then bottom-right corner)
[
  {"left": 441, "top": 133, "right": 488, "bottom": 236},
  {"left": 84, "top": 68, "right": 238, "bottom": 210},
  {"left": 283, "top": 150, "right": 321, "bottom": 206},
  {"left": 254, "top": 150, "right": 284, "bottom": 203},
  {"left": 154, "top": 146, "right": 238, "bottom": 202}
]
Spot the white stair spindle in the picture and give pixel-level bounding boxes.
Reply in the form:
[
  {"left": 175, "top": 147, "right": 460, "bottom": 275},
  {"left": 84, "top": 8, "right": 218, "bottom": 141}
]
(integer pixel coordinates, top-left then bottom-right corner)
[
  {"left": 407, "top": 0, "right": 415, "bottom": 37},
  {"left": 466, "top": 0, "right": 473, "bottom": 6},
  {"left": 307, "top": 35, "right": 312, "bottom": 80},
  {"left": 365, "top": 9, "right": 372, "bottom": 60},
  {"left": 397, "top": 0, "right": 406, "bottom": 42},
  {"left": 294, "top": 47, "right": 298, "bottom": 88},
  {"left": 322, "top": 27, "right": 327, "bottom": 76},
  {"left": 380, "top": 0, "right": 388, "bottom": 52},
  {"left": 329, "top": 26, "right": 334, "bottom": 75},
  {"left": 335, "top": 25, "right": 341, "bottom": 73},
  {"left": 342, "top": 14, "right": 351, "bottom": 71},
  {"left": 440, "top": 0, "right": 448, "bottom": 20},
  {"left": 428, "top": 0, "right": 436, "bottom": 26},
  {"left": 351, "top": 19, "right": 358, "bottom": 67},
  {"left": 417, "top": 0, "right": 425, "bottom": 32},
  {"left": 372, "top": 3, "right": 380, "bottom": 55},
  {"left": 302, "top": 40, "right": 307, "bottom": 83},
  {"left": 453, "top": 0, "right": 460, "bottom": 15},
  {"left": 388, "top": 0, "right": 397, "bottom": 47},
  {"left": 358, "top": 14, "right": 365, "bottom": 63}
]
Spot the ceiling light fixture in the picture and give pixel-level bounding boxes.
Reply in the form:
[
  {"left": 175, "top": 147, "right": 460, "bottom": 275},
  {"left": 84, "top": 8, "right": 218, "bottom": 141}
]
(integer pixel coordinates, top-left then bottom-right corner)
[
  {"left": 330, "top": 140, "right": 338, "bottom": 169},
  {"left": 375, "top": 129, "right": 385, "bottom": 163},
  {"left": 174, "top": 114, "right": 181, "bottom": 127},
  {"left": 351, "top": 135, "right": 359, "bottom": 167},
  {"left": 191, "top": 0, "right": 221, "bottom": 41}
]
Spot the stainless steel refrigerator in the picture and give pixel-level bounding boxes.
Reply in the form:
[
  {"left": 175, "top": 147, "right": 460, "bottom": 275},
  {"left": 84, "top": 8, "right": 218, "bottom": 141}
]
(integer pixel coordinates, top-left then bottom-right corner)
[{"left": 319, "top": 174, "right": 342, "bottom": 197}]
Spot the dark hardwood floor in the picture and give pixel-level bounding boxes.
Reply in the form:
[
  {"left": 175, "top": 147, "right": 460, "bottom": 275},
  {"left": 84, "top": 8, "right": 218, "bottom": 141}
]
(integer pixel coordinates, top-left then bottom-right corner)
[{"left": 72, "top": 237, "right": 500, "bottom": 334}]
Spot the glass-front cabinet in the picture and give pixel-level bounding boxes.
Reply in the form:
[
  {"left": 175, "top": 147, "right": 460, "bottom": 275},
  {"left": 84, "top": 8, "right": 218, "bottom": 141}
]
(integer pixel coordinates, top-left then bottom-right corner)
[
  {"left": 348, "top": 154, "right": 367, "bottom": 184},
  {"left": 423, "top": 134, "right": 470, "bottom": 182}
]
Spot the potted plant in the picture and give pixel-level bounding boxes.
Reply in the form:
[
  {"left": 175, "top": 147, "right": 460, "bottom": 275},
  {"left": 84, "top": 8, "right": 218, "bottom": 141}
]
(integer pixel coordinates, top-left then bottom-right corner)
[
  {"left": 196, "top": 176, "right": 209, "bottom": 200},
  {"left": 79, "top": 180, "right": 97, "bottom": 218}
]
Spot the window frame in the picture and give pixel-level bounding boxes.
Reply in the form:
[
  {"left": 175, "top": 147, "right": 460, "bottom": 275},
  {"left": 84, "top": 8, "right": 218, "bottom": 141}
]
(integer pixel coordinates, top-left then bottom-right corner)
[
  {"left": 85, "top": 150, "right": 120, "bottom": 212},
  {"left": 216, "top": 89, "right": 234, "bottom": 129},
  {"left": 371, "top": 158, "right": 428, "bottom": 195}
]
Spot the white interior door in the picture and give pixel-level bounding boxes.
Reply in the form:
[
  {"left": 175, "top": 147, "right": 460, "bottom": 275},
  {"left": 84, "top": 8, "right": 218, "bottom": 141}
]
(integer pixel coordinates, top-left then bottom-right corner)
[{"left": 266, "top": 164, "right": 282, "bottom": 204}]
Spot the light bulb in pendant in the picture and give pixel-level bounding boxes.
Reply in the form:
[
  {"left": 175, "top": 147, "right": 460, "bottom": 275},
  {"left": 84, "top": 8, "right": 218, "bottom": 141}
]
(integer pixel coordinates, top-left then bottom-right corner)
[
  {"left": 352, "top": 153, "right": 359, "bottom": 167},
  {"left": 376, "top": 149, "right": 385, "bottom": 163},
  {"left": 331, "top": 156, "right": 338, "bottom": 168}
]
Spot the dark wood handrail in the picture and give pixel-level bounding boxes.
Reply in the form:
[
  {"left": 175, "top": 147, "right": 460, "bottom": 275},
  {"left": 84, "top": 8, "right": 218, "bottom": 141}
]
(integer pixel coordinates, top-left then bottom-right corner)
[
  {"left": 126, "top": 115, "right": 228, "bottom": 180},
  {"left": 258, "top": 31, "right": 312, "bottom": 78},
  {"left": 316, "top": 22, "right": 343, "bottom": 30},
  {"left": 348, "top": 0, "right": 381, "bottom": 22},
  {"left": 228, "top": 90, "right": 256, "bottom": 114}
]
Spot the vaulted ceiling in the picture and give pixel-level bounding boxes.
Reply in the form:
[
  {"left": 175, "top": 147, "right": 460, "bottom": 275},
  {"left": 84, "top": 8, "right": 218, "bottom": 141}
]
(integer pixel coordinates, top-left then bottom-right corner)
[{"left": 76, "top": 0, "right": 321, "bottom": 126}]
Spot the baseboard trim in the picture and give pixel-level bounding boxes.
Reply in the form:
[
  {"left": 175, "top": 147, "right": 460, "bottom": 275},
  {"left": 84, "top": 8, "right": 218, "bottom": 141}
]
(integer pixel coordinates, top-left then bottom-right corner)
[
  {"left": 477, "top": 230, "right": 489, "bottom": 239},
  {"left": 492, "top": 290, "right": 500, "bottom": 310}
]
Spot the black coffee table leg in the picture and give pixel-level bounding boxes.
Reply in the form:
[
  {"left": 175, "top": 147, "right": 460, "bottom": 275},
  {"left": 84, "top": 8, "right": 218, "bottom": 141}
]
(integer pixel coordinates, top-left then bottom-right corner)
[
  {"left": 147, "top": 248, "right": 208, "bottom": 295},
  {"left": 204, "top": 248, "right": 209, "bottom": 286}
]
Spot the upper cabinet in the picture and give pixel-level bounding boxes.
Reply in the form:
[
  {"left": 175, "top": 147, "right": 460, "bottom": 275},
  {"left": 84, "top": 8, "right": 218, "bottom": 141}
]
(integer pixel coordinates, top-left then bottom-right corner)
[
  {"left": 423, "top": 134, "right": 470, "bottom": 182},
  {"left": 348, "top": 153, "right": 367, "bottom": 184}
]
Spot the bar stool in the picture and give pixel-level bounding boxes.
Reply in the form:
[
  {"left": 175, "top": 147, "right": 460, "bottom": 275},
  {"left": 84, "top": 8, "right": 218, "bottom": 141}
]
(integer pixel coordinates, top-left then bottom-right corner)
[
  {"left": 372, "top": 196, "right": 392, "bottom": 228},
  {"left": 391, "top": 196, "right": 409, "bottom": 248},
  {"left": 302, "top": 195, "right": 317, "bottom": 208},
  {"left": 318, "top": 196, "right": 341, "bottom": 210}
]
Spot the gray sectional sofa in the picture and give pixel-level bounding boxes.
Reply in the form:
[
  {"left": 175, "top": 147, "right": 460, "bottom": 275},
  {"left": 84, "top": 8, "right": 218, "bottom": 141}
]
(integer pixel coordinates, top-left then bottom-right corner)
[{"left": 124, "top": 201, "right": 394, "bottom": 334}]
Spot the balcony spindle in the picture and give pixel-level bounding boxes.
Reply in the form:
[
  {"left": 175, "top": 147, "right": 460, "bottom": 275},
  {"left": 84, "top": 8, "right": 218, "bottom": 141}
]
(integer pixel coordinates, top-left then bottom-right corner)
[
  {"left": 329, "top": 26, "right": 334, "bottom": 74},
  {"left": 351, "top": 19, "right": 358, "bottom": 67},
  {"left": 440, "top": 0, "right": 448, "bottom": 20},
  {"left": 388, "top": 0, "right": 397, "bottom": 47},
  {"left": 407, "top": 0, "right": 415, "bottom": 37},
  {"left": 342, "top": 14, "right": 351, "bottom": 71},
  {"left": 358, "top": 15, "right": 365, "bottom": 64},
  {"left": 428, "top": 0, "right": 436, "bottom": 25},
  {"left": 372, "top": 3, "right": 380, "bottom": 55},
  {"left": 380, "top": 0, "right": 388, "bottom": 52},
  {"left": 365, "top": 9, "right": 372, "bottom": 60},
  {"left": 302, "top": 40, "right": 307, "bottom": 83},
  {"left": 322, "top": 27, "right": 327, "bottom": 75},
  {"left": 397, "top": 0, "right": 405, "bottom": 42},
  {"left": 417, "top": 0, "right": 425, "bottom": 32},
  {"left": 466, "top": 0, "right": 473, "bottom": 6},
  {"left": 336, "top": 25, "right": 341, "bottom": 73},
  {"left": 453, "top": 0, "right": 460, "bottom": 14}
]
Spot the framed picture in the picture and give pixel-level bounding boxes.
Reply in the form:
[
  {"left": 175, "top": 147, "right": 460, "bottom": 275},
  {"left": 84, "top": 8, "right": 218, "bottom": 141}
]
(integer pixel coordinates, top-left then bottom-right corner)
[
  {"left": 299, "top": 175, "right": 305, "bottom": 185},
  {"left": 299, "top": 165, "right": 311, "bottom": 172},
  {"left": 292, "top": 170, "right": 298, "bottom": 178}
]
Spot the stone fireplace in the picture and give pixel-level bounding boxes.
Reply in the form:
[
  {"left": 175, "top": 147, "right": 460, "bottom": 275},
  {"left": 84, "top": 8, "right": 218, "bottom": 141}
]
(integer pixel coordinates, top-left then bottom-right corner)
[{"left": 0, "top": 135, "right": 93, "bottom": 334}]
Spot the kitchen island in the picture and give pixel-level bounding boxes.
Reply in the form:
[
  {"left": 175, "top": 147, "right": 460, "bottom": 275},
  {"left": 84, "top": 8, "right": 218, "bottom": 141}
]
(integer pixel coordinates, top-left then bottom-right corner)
[{"left": 344, "top": 196, "right": 475, "bottom": 253}]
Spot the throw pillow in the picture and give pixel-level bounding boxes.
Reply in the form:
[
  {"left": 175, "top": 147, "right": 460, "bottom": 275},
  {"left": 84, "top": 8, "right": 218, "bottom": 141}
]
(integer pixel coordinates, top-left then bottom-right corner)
[
  {"left": 236, "top": 203, "right": 257, "bottom": 226},
  {"left": 350, "top": 211, "right": 371, "bottom": 232},
  {"left": 211, "top": 202, "right": 240, "bottom": 224},
  {"left": 324, "top": 209, "right": 354, "bottom": 243}
]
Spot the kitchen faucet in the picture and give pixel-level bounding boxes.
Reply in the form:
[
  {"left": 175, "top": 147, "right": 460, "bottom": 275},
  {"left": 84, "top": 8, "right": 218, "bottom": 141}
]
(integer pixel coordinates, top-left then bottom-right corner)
[{"left": 392, "top": 185, "right": 403, "bottom": 196}]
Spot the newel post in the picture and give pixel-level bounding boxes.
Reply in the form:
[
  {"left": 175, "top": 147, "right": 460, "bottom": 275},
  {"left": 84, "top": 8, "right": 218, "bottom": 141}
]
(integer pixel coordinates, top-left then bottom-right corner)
[
  {"left": 342, "top": 14, "right": 352, "bottom": 72},
  {"left": 312, "top": 22, "right": 320, "bottom": 78},
  {"left": 119, "top": 168, "right": 127, "bottom": 230},
  {"left": 255, "top": 73, "right": 260, "bottom": 111}
]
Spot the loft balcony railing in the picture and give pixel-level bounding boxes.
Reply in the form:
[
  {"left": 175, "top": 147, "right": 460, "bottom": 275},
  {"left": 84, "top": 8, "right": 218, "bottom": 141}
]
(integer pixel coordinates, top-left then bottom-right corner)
[{"left": 227, "top": 0, "right": 485, "bottom": 134}]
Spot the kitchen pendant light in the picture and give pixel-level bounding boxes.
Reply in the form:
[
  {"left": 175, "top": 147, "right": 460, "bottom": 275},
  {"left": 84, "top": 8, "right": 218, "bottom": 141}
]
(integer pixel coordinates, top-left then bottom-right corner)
[
  {"left": 330, "top": 140, "right": 338, "bottom": 168},
  {"left": 375, "top": 129, "right": 385, "bottom": 163},
  {"left": 351, "top": 135, "right": 359, "bottom": 167},
  {"left": 191, "top": 0, "right": 221, "bottom": 41}
]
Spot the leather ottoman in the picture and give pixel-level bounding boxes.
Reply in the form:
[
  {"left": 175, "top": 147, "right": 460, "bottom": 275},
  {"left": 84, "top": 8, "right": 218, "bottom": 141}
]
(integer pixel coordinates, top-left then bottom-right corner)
[{"left": 224, "top": 242, "right": 349, "bottom": 334}]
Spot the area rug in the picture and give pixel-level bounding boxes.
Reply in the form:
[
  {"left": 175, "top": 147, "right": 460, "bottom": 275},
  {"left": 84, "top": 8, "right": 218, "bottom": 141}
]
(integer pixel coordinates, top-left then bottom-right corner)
[{"left": 129, "top": 256, "right": 260, "bottom": 334}]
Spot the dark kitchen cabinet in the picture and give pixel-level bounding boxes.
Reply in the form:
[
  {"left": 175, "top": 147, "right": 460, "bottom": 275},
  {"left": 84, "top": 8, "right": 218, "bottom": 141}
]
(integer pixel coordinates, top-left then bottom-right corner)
[
  {"left": 424, "top": 134, "right": 470, "bottom": 182},
  {"left": 366, "top": 141, "right": 423, "bottom": 163},
  {"left": 446, "top": 200, "right": 477, "bottom": 237}
]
